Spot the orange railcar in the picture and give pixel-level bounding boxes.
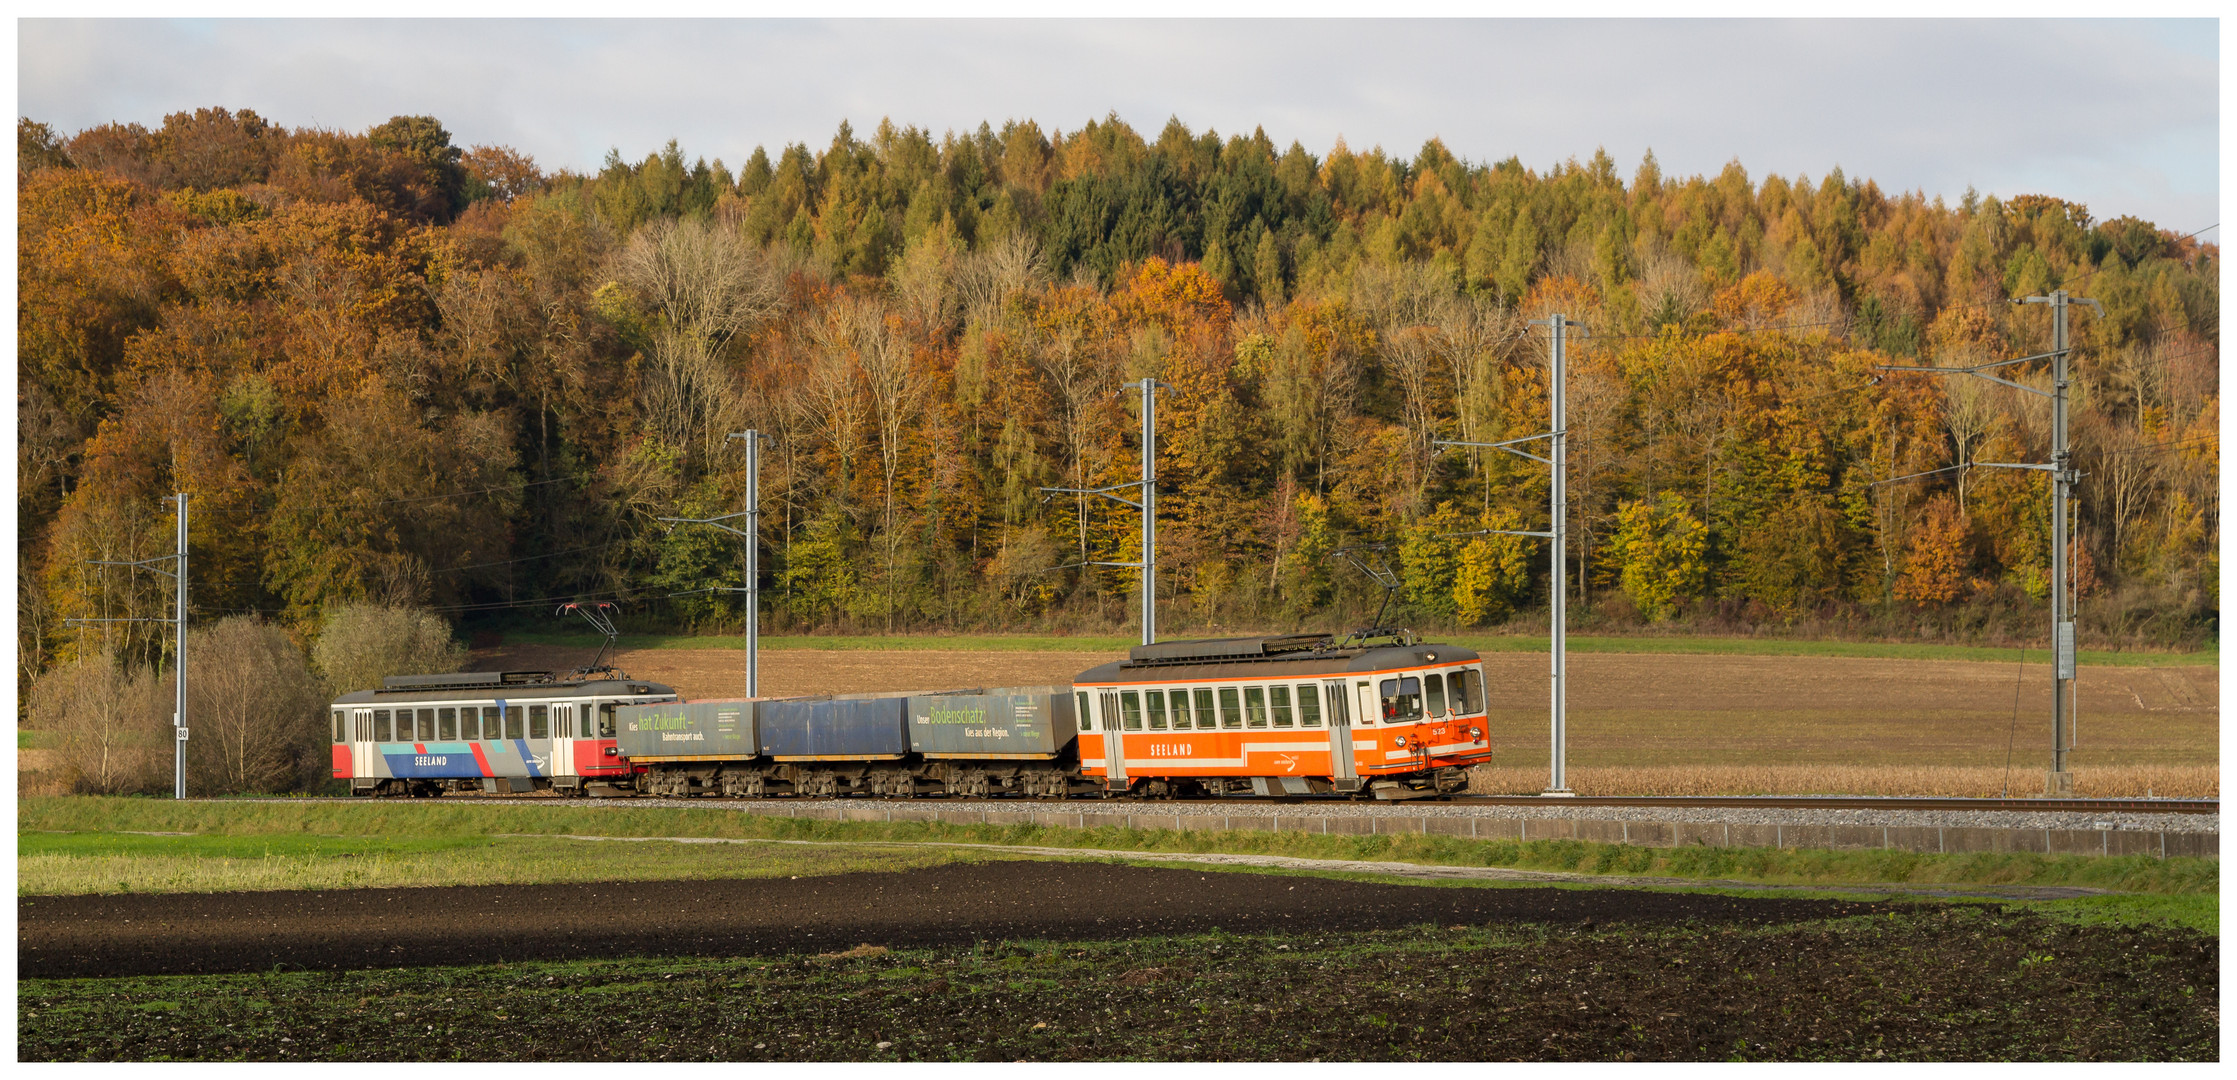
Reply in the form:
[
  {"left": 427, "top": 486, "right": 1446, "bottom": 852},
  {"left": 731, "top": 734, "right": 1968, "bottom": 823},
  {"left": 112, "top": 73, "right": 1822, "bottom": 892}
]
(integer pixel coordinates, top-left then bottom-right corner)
[{"left": 1071, "top": 633, "right": 1490, "bottom": 798}]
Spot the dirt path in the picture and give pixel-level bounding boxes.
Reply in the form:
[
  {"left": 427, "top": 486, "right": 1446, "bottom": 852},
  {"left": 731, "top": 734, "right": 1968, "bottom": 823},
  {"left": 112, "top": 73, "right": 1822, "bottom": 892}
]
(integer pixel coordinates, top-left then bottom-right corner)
[{"left": 19, "top": 861, "right": 1905, "bottom": 978}]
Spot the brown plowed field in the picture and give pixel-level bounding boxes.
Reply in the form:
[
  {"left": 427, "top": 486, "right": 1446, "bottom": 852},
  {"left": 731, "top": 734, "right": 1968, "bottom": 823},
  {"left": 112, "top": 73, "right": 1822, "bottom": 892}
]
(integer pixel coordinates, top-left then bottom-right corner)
[
  {"left": 20, "top": 861, "right": 1897, "bottom": 979},
  {"left": 476, "top": 644, "right": 2216, "bottom": 772}
]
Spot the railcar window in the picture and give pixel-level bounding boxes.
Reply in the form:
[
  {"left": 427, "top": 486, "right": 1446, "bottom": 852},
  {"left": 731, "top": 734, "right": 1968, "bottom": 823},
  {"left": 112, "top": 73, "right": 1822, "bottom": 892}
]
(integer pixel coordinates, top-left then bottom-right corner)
[
  {"left": 529, "top": 705, "right": 549, "bottom": 740},
  {"left": 1145, "top": 690, "right": 1168, "bottom": 730},
  {"left": 1297, "top": 684, "right": 1322, "bottom": 727},
  {"left": 1379, "top": 678, "right": 1423, "bottom": 722},
  {"left": 482, "top": 707, "right": 500, "bottom": 739},
  {"left": 1076, "top": 691, "right": 1092, "bottom": 731},
  {"left": 374, "top": 710, "right": 392, "bottom": 741},
  {"left": 1450, "top": 669, "right": 1478, "bottom": 714},
  {"left": 1120, "top": 691, "right": 1143, "bottom": 731},
  {"left": 599, "top": 703, "right": 618, "bottom": 737},
  {"left": 580, "top": 706, "right": 595, "bottom": 739},
  {"left": 1166, "top": 688, "right": 1191, "bottom": 729},
  {"left": 1425, "top": 673, "right": 1447, "bottom": 716},
  {"left": 1217, "top": 687, "right": 1242, "bottom": 729},
  {"left": 462, "top": 707, "right": 484, "bottom": 741},
  {"left": 333, "top": 711, "right": 346, "bottom": 743},
  {"left": 437, "top": 708, "right": 457, "bottom": 740},
  {"left": 1356, "top": 682, "right": 1375, "bottom": 726},
  {"left": 416, "top": 709, "right": 436, "bottom": 741},
  {"left": 1269, "top": 685, "right": 1294, "bottom": 727},
  {"left": 1193, "top": 688, "right": 1217, "bottom": 730},
  {"left": 505, "top": 706, "right": 524, "bottom": 740},
  {"left": 1243, "top": 686, "right": 1268, "bottom": 729}
]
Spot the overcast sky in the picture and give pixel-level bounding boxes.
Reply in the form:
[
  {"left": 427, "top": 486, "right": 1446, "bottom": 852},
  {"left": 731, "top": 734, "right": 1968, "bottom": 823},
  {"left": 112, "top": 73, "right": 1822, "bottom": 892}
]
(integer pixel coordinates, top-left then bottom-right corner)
[{"left": 16, "top": 18, "right": 2221, "bottom": 231}]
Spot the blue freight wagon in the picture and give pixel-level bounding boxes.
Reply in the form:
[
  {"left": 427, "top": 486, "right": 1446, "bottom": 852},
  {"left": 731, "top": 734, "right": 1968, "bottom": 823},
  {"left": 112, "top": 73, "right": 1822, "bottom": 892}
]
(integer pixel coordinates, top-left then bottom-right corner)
[{"left": 757, "top": 695, "right": 910, "bottom": 760}]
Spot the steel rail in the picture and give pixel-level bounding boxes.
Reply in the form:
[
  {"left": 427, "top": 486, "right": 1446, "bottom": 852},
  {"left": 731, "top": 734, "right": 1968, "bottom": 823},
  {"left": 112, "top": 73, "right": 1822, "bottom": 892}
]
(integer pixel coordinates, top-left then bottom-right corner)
[
  {"left": 1441, "top": 795, "right": 2218, "bottom": 815},
  {"left": 292, "top": 793, "right": 2217, "bottom": 814}
]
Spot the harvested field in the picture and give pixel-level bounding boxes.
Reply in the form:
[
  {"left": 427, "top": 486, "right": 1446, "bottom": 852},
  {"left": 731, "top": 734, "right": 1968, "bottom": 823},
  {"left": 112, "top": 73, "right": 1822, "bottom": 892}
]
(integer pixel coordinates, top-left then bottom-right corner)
[
  {"left": 472, "top": 643, "right": 2217, "bottom": 797},
  {"left": 16, "top": 863, "right": 2219, "bottom": 1061}
]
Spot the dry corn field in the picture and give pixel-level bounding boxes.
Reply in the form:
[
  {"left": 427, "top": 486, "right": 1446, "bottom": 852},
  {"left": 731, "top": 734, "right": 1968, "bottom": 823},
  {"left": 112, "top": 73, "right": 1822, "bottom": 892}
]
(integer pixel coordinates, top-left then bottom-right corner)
[
  {"left": 32, "top": 644, "right": 2210, "bottom": 801},
  {"left": 1464, "top": 653, "right": 2215, "bottom": 797},
  {"left": 466, "top": 644, "right": 2214, "bottom": 800}
]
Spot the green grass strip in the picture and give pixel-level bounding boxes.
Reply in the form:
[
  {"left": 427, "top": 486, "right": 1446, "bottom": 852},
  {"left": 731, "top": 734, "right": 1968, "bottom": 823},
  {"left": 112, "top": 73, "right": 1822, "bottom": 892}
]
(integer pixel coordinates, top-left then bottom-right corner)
[
  {"left": 21, "top": 797, "right": 2217, "bottom": 900},
  {"left": 496, "top": 630, "right": 2215, "bottom": 666}
]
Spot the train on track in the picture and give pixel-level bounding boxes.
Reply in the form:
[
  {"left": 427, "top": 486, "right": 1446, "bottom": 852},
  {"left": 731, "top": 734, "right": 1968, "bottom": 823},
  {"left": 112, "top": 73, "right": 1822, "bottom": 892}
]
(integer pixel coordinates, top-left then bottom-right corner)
[
  {"left": 330, "top": 631, "right": 1492, "bottom": 800},
  {"left": 330, "top": 669, "right": 679, "bottom": 797}
]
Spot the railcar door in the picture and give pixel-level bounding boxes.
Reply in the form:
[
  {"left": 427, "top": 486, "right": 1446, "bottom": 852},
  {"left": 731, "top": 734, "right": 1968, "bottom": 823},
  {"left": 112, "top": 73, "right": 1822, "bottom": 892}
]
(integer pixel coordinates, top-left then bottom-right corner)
[
  {"left": 1322, "top": 681, "right": 1356, "bottom": 786},
  {"left": 351, "top": 709, "right": 375, "bottom": 780},
  {"left": 547, "top": 702, "right": 573, "bottom": 784},
  {"left": 1098, "top": 690, "right": 1127, "bottom": 789}
]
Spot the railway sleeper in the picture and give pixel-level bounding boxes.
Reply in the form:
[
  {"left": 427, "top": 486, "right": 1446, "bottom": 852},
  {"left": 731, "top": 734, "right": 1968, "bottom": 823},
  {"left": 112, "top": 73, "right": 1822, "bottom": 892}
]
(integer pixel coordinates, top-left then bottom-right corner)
[{"left": 619, "top": 762, "right": 1470, "bottom": 802}]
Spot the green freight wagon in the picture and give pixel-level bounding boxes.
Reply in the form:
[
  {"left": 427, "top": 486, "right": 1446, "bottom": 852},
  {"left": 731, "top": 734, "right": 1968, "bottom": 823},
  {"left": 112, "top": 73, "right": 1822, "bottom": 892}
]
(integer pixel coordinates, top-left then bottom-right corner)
[
  {"left": 906, "top": 685, "right": 1076, "bottom": 759},
  {"left": 614, "top": 699, "right": 759, "bottom": 761}
]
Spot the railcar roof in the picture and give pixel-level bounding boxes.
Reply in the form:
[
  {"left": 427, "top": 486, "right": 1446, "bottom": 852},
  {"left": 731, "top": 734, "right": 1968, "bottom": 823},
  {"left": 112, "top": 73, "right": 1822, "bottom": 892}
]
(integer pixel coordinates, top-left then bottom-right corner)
[
  {"left": 1073, "top": 642, "right": 1479, "bottom": 684},
  {"left": 330, "top": 677, "right": 677, "bottom": 707}
]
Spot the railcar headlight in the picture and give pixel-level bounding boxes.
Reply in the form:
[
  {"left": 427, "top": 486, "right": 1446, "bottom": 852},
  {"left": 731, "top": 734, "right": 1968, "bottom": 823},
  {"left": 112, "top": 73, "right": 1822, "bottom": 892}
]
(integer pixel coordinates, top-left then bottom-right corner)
[
  {"left": 1469, "top": 727, "right": 1483, "bottom": 739},
  {"left": 1393, "top": 735, "right": 1408, "bottom": 748}
]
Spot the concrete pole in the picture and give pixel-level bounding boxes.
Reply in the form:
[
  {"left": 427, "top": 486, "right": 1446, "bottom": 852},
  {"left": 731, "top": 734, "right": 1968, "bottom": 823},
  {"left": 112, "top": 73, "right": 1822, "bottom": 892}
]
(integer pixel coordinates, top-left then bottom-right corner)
[
  {"left": 2049, "top": 293, "right": 2073, "bottom": 794},
  {"left": 1547, "top": 316, "right": 1571, "bottom": 795},
  {"left": 1139, "top": 380, "right": 1158, "bottom": 647},
  {"left": 173, "top": 492, "right": 188, "bottom": 800}
]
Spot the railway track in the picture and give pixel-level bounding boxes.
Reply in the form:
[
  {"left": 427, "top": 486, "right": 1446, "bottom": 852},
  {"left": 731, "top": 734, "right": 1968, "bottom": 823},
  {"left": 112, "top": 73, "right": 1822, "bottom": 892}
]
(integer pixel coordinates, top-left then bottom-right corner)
[
  {"left": 1444, "top": 795, "right": 2219, "bottom": 815},
  {"left": 320, "top": 792, "right": 2219, "bottom": 814}
]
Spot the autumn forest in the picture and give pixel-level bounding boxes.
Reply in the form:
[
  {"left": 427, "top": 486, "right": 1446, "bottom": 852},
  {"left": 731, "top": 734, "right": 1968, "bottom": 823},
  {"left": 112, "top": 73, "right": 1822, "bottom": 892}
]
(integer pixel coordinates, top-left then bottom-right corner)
[{"left": 17, "top": 108, "right": 2220, "bottom": 696}]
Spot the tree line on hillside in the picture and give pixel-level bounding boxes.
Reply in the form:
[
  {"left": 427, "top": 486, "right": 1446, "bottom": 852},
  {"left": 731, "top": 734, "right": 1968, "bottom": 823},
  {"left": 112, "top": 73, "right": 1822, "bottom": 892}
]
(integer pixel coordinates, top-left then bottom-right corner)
[{"left": 17, "top": 110, "right": 2220, "bottom": 768}]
